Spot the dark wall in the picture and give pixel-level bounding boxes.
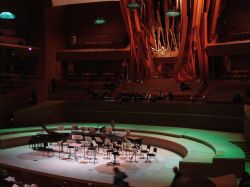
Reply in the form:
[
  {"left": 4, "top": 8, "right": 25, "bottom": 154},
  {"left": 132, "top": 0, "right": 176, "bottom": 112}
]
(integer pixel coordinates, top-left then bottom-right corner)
[
  {"left": 12, "top": 100, "right": 244, "bottom": 132},
  {"left": 0, "top": 0, "right": 45, "bottom": 46},
  {"left": 219, "top": 0, "right": 250, "bottom": 41},
  {"left": 66, "top": 101, "right": 244, "bottom": 132},
  {"left": 63, "top": 2, "right": 128, "bottom": 48},
  {"left": 14, "top": 101, "right": 66, "bottom": 127}
]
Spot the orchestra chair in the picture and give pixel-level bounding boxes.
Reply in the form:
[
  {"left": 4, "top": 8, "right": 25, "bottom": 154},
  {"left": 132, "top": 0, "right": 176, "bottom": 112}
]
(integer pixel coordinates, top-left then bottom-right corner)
[
  {"left": 86, "top": 140, "right": 98, "bottom": 164},
  {"left": 71, "top": 124, "right": 78, "bottom": 130},
  {"left": 125, "top": 129, "right": 131, "bottom": 137},
  {"left": 84, "top": 136, "right": 92, "bottom": 143},
  {"left": 105, "top": 127, "right": 112, "bottom": 133},
  {"left": 42, "top": 144, "right": 54, "bottom": 157},
  {"left": 80, "top": 127, "right": 89, "bottom": 133},
  {"left": 104, "top": 138, "right": 112, "bottom": 149},
  {"left": 57, "top": 125, "right": 64, "bottom": 131},
  {"left": 80, "top": 140, "right": 89, "bottom": 158},
  {"left": 66, "top": 139, "right": 74, "bottom": 157},
  {"left": 87, "top": 140, "right": 97, "bottom": 155},
  {"left": 95, "top": 137, "right": 104, "bottom": 148},
  {"left": 72, "top": 135, "right": 83, "bottom": 152},
  {"left": 107, "top": 147, "right": 120, "bottom": 166},
  {"left": 146, "top": 147, "right": 158, "bottom": 162},
  {"left": 88, "top": 127, "right": 96, "bottom": 133},
  {"left": 111, "top": 149, "right": 120, "bottom": 166},
  {"left": 113, "top": 140, "right": 122, "bottom": 151},
  {"left": 140, "top": 145, "right": 151, "bottom": 159},
  {"left": 104, "top": 138, "right": 113, "bottom": 157},
  {"left": 106, "top": 143, "right": 114, "bottom": 159},
  {"left": 124, "top": 141, "right": 133, "bottom": 157},
  {"left": 72, "top": 135, "right": 83, "bottom": 143},
  {"left": 57, "top": 140, "right": 64, "bottom": 158}
]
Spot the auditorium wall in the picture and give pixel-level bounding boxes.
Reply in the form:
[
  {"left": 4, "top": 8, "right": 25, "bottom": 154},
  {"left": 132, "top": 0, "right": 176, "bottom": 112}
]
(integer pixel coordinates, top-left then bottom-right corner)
[
  {"left": 13, "top": 100, "right": 244, "bottom": 132},
  {"left": 14, "top": 101, "right": 66, "bottom": 127}
]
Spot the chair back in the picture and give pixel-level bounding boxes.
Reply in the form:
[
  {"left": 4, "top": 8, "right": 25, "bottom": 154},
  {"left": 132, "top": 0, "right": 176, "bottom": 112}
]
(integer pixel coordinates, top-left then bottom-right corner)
[
  {"left": 95, "top": 136, "right": 103, "bottom": 143},
  {"left": 105, "top": 127, "right": 112, "bottom": 133},
  {"left": 72, "top": 124, "right": 78, "bottom": 130},
  {"left": 89, "top": 127, "right": 96, "bottom": 133},
  {"left": 104, "top": 138, "right": 112, "bottom": 145},
  {"left": 81, "top": 127, "right": 89, "bottom": 132},
  {"left": 67, "top": 139, "right": 73, "bottom": 144},
  {"left": 85, "top": 136, "right": 92, "bottom": 142},
  {"left": 72, "top": 135, "right": 83, "bottom": 141},
  {"left": 57, "top": 125, "right": 64, "bottom": 130},
  {"left": 80, "top": 140, "right": 89, "bottom": 146}
]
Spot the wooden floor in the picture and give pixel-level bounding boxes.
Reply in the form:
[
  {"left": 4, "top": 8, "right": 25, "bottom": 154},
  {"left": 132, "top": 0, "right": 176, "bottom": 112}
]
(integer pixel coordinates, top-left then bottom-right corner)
[
  {"left": 0, "top": 123, "right": 246, "bottom": 187},
  {"left": 0, "top": 144, "right": 183, "bottom": 187}
]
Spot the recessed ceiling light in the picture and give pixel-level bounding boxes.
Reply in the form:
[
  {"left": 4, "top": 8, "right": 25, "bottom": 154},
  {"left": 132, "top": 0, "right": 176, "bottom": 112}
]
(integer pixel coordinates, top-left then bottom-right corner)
[
  {"left": 94, "top": 18, "right": 106, "bottom": 25},
  {"left": 0, "top": 11, "right": 16, "bottom": 19}
]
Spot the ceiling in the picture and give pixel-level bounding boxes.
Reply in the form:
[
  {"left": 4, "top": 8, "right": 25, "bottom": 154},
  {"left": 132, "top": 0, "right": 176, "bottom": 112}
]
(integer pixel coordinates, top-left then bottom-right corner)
[{"left": 52, "top": 0, "right": 119, "bottom": 6}]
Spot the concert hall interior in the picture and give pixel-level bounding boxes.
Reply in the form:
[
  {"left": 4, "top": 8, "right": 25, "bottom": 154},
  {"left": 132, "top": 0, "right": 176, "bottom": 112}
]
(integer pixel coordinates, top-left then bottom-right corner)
[{"left": 0, "top": 0, "right": 250, "bottom": 187}]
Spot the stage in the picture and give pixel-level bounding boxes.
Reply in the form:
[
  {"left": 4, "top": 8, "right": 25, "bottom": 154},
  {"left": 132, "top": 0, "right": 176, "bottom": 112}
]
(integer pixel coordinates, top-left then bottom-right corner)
[
  {"left": 0, "top": 123, "right": 246, "bottom": 186},
  {"left": 0, "top": 144, "right": 183, "bottom": 187}
]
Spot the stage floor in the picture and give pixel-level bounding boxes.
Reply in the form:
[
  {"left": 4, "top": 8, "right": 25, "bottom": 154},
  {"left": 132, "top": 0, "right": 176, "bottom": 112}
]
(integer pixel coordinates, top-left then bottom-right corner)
[
  {"left": 0, "top": 123, "right": 246, "bottom": 186},
  {"left": 0, "top": 144, "right": 182, "bottom": 187}
]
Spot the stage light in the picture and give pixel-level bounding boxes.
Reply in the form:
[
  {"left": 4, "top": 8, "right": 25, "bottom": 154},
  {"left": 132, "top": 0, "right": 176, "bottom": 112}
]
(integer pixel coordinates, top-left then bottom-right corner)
[
  {"left": 28, "top": 47, "right": 32, "bottom": 51},
  {"left": 128, "top": 2, "right": 140, "bottom": 10},
  {"left": 94, "top": 18, "right": 106, "bottom": 25},
  {"left": 0, "top": 11, "right": 16, "bottom": 19},
  {"left": 165, "top": 10, "right": 180, "bottom": 17}
]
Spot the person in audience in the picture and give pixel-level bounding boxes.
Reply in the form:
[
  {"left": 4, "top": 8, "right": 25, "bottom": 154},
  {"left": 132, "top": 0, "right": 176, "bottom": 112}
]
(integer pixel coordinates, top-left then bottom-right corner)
[
  {"left": 113, "top": 167, "right": 129, "bottom": 187},
  {"left": 111, "top": 120, "right": 116, "bottom": 132},
  {"left": 170, "top": 174, "right": 216, "bottom": 187},
  {"left": 180, "top": 82, "right": 190, "bottom": 90},
  {"left": 171, "top": 167, "right": 183, "bottom": 184},
  {"left": 167, "top": 91, "right": 174, "bottom": 101},
  {"left": 245, "top": 88, "right": 250, "bottom": 97},
  {"left": 223, "top": 55, "right": 232, "bottom": 79},
  {"left": 232, "top": 94, "right": 242, "bottom": 103},
  {"left": 145, "top": 91, "right": 151, "bottom": 100},
  {"left": 51, "top": 78, "right": 57, "bottom": 93},
  {"left": 30, "top": 89, "right": 37, "bottom": 105},
  {"left": 157, "top": 91, "right": 164, "bottom": 100},
  {"left": 0, "top": 169, "right": 15, "bottom": 187},
  {"left": 239, "top": 171, "right": 250, "bottom": 187}
]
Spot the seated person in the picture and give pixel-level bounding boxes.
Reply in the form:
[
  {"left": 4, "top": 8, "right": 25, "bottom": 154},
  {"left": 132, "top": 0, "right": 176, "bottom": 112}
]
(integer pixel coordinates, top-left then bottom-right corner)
[
  {"left": 239, "top": 171, "right": 250, "bottom": 187},
  {"left": 232, "top": 94, "right": 242, "bottom": 103},
  {"left": 157, "top": 91, "right": 164, "bottom": 100},
  {"left": 144, "top": 91, "right": 151, "bottom": 100},
  {"left": 167, "top": 91, "right": 174, "bottom": 101},
  {"left": 245, "top": 89, "right": 250, "bottom": 97},
  {"left": 171, "top": 173, "right": 216, "bottom": 187},
  {"left": 180, "top": 82, "right": 190, "bottom": 90}
]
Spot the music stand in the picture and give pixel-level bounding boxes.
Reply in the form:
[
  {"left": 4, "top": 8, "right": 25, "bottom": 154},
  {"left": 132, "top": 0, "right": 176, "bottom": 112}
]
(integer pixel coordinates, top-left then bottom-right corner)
[
  {"left": 80, "top": 141, "right": 89, "bottom": 159},
  {"left": 90, "top": 140, "right": 98, "bottom": 164}
]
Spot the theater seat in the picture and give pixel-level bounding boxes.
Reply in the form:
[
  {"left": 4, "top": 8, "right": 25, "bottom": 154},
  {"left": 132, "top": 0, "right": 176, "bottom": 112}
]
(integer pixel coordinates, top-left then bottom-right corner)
[{"left": 210, "top": 174, "right": 237, "bottom": 187}]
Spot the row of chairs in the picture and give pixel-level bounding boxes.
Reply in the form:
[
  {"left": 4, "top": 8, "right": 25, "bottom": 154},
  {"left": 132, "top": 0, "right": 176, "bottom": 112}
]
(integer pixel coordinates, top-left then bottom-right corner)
[{"left": 54, "top": 134, "right": 158, "bottom": 164}]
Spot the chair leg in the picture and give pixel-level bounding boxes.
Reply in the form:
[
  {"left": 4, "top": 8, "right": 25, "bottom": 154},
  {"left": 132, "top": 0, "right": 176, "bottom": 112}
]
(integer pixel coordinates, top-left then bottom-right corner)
[{"left": 155, "top": 156, "right": 158, "bottom": 162}]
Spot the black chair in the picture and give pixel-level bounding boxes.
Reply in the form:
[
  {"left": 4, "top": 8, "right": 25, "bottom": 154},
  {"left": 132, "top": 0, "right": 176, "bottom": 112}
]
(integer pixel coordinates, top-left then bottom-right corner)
[
  {"left": 140, "top": 145, "right": 151, "bottom": 159},
  {"left": 66, "top": 140, "right": 74, "bottom": 158},
  {"left": 146, "top": 147, "right": 158, "bottom": 162},
  {"left": 107, "top": 148, "right": 120, "bottom": 166}
]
